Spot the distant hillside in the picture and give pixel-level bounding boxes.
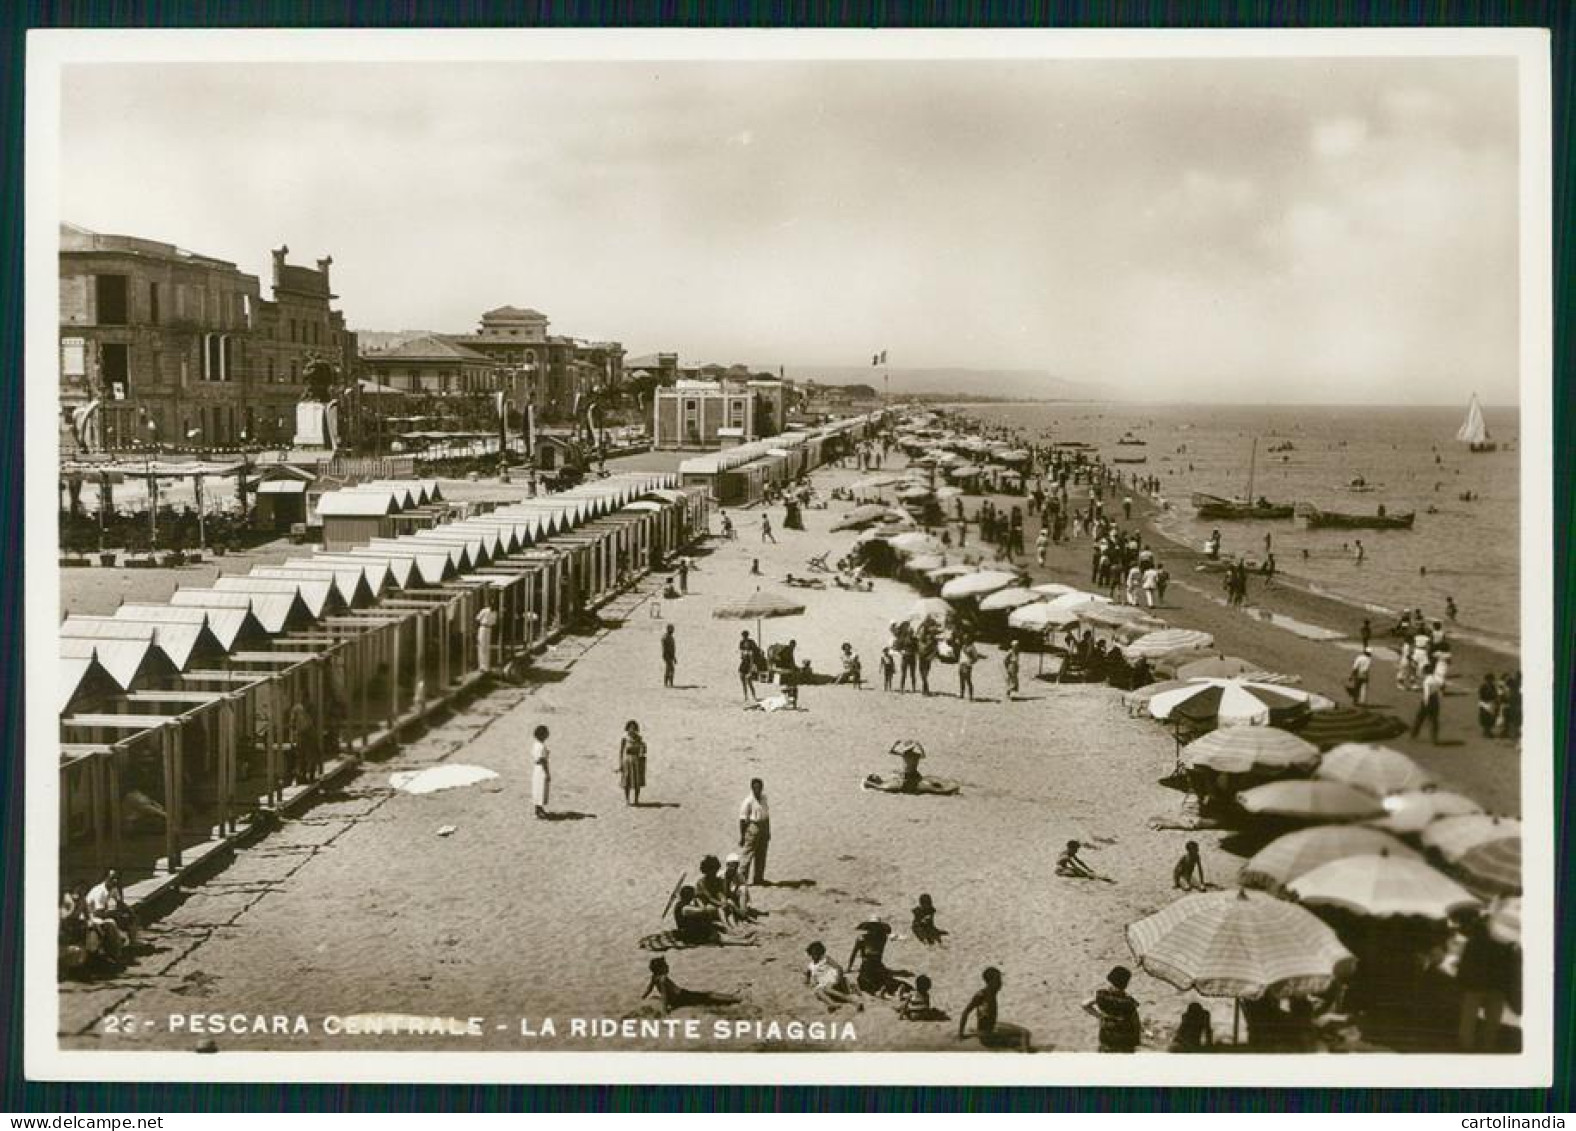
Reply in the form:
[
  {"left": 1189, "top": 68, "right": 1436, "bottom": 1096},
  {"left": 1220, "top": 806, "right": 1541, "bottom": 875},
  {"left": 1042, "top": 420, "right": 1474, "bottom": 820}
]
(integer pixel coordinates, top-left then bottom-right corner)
[{"left": 785, "top": 366, "right": 1104, "bottom": 402}]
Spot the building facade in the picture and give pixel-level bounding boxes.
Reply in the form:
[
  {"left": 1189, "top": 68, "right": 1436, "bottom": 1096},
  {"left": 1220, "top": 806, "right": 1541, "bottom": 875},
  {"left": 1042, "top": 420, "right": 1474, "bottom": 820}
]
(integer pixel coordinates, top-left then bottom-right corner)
[
  {"left": 59, "top": 223, "right": 354, "bottom": 452},
  {"left": 652, "top": 377, "right": 789, "bottom": 450},
  {"left": 442, "top": 306, "right": 625, "bottom": 425}
]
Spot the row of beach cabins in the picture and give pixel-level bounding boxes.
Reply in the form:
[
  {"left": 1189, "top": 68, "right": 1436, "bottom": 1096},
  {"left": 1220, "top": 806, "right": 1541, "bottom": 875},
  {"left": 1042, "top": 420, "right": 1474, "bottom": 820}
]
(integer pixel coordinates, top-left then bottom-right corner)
[
  {"left": 56, "top": 472, "right": 710, "bottom": 906},
  {"left": 54, "top": 410, "right": 888, "bottom": 910}
]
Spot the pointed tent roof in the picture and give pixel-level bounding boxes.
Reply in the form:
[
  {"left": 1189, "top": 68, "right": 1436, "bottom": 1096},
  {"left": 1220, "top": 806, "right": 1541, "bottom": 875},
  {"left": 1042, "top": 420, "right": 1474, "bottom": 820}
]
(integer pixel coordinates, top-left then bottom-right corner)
[
  {"left": 168, "top": 587, "right": 315, "bottom": 633},
  {"left": 322, "top": 552, "right": 412, "bottom": 590},
  {"left": 58, "top": 635, "right": 179, "bottom": 691},
  {"left": 353, "top": 543, "right": 455, "bottom": 586},
  {"left": 61, "top": 615, "right": 227, "bottom": 672},
  {"left": 283, "top": 557, "right": 392, "bottom": 599},
  {"left": 318, "top": 489, "right": 401, "bottom": 517},
  {"left": 214, "top": 576, "right": 341, "bottom": 619},
  {"left": 114, "top": 603, "right": 268, "bottom": 652},
  {"left": 60, "top": 653, "right": 122, "bottom": 715},
  {"left": 250, "top": 566, "right": 375, "bottom": 609}
]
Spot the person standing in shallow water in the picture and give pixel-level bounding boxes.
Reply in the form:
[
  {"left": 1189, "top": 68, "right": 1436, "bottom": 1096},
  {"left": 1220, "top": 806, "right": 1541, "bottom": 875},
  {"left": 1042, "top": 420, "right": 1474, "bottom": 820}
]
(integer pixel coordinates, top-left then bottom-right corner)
[{"left": 530, "top": 725, "right": 551, "bottom": 819}]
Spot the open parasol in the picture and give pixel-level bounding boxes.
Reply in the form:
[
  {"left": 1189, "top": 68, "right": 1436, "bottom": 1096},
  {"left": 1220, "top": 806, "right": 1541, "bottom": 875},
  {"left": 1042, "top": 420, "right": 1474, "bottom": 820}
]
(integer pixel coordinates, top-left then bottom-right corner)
[
  {"left": 1316, "top": 744, "right": 1436, "bottom": 797},
  {"left": 1126, "top": 888, "right": 1354, "bottom": 1000},
  {"left": 888, "top": 532, "right": 946, "bottom": 557},
  {"left": 1031, "top": 582, "right": 1084, "bottom": 597},
  {"left": 1421, "top": 815, "right": 1521, "bottom": 895},
  {"left": 1236, "top": 780, "right": 1386, "bottom": 823},
  {"left": 1287, "top": 851, "right": 1480, "bottom": 920},
  {"left": 1148, "top": 678, "right": 1327, "bottom": 729},
  {"left": 1295, "top": 706, "right": 1408, "bottom": 750},
  {"left": 1368, "top": 789, "right": 1485, "bottom": 836},
  {"left": 711, "top": 588, "right": 806, "bottom": 647},
  {"left": 1240, "top": 826, "right": 1419, "bottom": 891},
  {"left": 1487, "top": 896, "right": 1522, "bottom": 945},
  {"left": 925, "top": 564, "right": 974, "bottom": 583},
  {"left": 905, "top": 597, "right": 953, "bottom": 626},
  {"left": 1180, "top": 726, "right": 1319, "bottom": 776},
  {"left": 940, "top": 570, "right": 1020, "bottom": 600},
  {"left": 1121, "top": 628, "right": 1215, "bottom": 661},
  {"left": 1175, "top": 656, "right": 1292, "bottom": 682},
  {"left": 831, "top": 504, "right": 900, "bottom": 532},
  {"left": 1007, "top": 592, "right": 1104, "bottom": 632},
  {"left": 978, "top": 587, "right": 1043, "bottom": 613}
]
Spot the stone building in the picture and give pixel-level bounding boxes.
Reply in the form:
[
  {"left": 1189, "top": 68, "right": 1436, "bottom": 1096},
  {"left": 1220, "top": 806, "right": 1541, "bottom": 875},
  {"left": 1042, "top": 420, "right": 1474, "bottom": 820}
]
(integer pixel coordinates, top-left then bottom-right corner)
[
  {"left": 443, "top": 306, "right": 624, "bottom": 425},
  {"left": 651, "top": 376, "right": 789, "bottom": 450},
  {"left": 58, "top": 223, "right": 354, "bottom": 452}
]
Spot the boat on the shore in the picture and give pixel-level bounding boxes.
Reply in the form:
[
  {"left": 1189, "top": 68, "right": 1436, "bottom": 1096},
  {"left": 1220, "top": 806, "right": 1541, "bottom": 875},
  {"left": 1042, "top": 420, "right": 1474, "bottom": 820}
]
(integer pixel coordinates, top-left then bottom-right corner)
[
  {"left": 1299, "top": 504, "right": 1416, "bottom": 531},
  {"left": 1113, "top": 455, "right": 1148, "bottom": 465},
  {"left": 1116, "top": 433, "right": 1147, "bottom": 446},
  {"left": 1192, "top": 438, "right": 1293, "bottom": 520},
  {"left": 1457, "top": 393, "right": 1497, "bottom": 453}
]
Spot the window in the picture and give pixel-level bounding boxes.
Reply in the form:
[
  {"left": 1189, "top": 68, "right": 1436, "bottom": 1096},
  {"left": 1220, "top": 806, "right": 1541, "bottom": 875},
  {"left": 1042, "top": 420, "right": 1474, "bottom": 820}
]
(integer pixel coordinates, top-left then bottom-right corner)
[
  {"left": 267, "top": 356, "right": 276, "bottom": 384},
  {"left": 149, "top": 282, "right": 160, "bottom": 324},
  {"left": 204, "top": 334, "right": 223, "bottom": 381},
  {"left": 94, "top": 275, "right": 129, "bottom": 326},
  {"left": 290, "top": 319, "right": 298, "bottom": 343},
  {"left": 61, "top": 338, "right": 86, "bottom": 378},
  {"left": 290, "top": 359, "right": 299, "bottom": 384},
  {"left": 100, "top": 343, "right": 129, "bottom": 400},
  {"left": 222, "top": 335, "right": 234, "bottom": 382},
  {"left": 242, "top": 293, "right": 252, "bottom": 327}
]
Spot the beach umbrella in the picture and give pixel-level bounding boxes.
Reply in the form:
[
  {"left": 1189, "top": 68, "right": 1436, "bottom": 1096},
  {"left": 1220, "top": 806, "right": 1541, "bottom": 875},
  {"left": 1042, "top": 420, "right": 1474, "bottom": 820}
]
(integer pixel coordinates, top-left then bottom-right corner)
[
  {"left": 1075, "top": 603, "right": 1168, "bottom": 642},
  {"left": 1126, "top": 889, "right": 1354, "bottom": 1000},
  {"left": 941, "top": 570, "right": 1019, "bottom": 600},
  {"left": 1122, "top": 628, "right": 1215, "bottom": 661},
  {"left": 896, "top": 486, "right": 931, "bottom": 501},
  {"left": 934, "top": 485, "right": 964, "bottom": 500},
  {"left": 1176, "top": 656, "right": 1289, "bottom": 682},
  {"left": 906, "top": 597, "right": 952, "bottom": 626},
  {"left": 1240, "top": 826, "right": 1419, "bottom": 891},
  {"left": 1422, "top": 815, "right": 1521, "bottom": 895},
  {"left": 1181, "top": 727, "right": 1319, "bottom": 776},
  {"left": 852, "top": 474, "right": 903, "bottom": 492},
  {"left": 830, "top": 504, "right": 898, "bottom": 532},
  {"left": 1031, "top": 582, "right": 1083, "bottom": 597},
  {"left": 1149, "top": 678, "right": 1325, "bottom": 729},
  {"left": 1237, "top": 780, "right": 1386, "bottom": 823},
  {"left": 1008, "top": 593, "right": 1104, "bottom": 632},
  {"left": 1368, "top": 789, "right": 1485, "bottom": 836},
  {"left": 1487, "top": 897, "right": 1522, "bottom": 945},
  {"left": 995, "top": 449, "right": 1031, "bottom": 464},
  {"left": 1316, "top": 744, "right": 1436, "bottom": 797},
  {"left": 905, "top": 554, "right": 945, "bottom": 573},
  {"left": 1122, "top": 678, "right": 1200, "bottom": 716},
  {"left": 888, "top": 532, "right": 945, "bottom": 556},
  {"left": 1287, "top": 852, "right": 1480, "bottom": 920},
  {"left": 978, "top": 587, "right": 1042, "bottom": 613},
  {"left": 947, "top": 463, "right": 983, "bottom": 478},
  {"left": 711, "top": 589, "right": 806, "bottom": 647},
  {"left": 1295, "top": 706, "right": 1407, "bottom": 750},
  {"left": 925, "top": 564, "right": 974, "bottom": 583}
]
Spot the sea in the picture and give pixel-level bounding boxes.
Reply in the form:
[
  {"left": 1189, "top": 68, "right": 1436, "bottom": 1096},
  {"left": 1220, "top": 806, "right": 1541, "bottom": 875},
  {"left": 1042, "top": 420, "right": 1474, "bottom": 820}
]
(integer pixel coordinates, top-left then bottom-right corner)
[{"left": 955, "top": 403, "right": 1521, "bottom": 653}]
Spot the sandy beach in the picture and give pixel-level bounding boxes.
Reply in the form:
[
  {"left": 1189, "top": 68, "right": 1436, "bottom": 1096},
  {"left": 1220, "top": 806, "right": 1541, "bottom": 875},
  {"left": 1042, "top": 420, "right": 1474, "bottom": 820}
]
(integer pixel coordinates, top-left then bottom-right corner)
[{"left": 59, "top": 450, "right": 1520, "bottom": 1056}]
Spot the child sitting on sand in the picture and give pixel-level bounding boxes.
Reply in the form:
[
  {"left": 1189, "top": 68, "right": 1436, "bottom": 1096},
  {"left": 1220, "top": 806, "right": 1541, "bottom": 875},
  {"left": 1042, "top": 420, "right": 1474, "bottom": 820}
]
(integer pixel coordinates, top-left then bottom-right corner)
[
  {"left": 805, "top": 941, "right": 863, "bottom": 1012},
  {"left": 900, "top": 974, "right": 945, "bottom": 1021},
  {"left": 1057, "top": 840, "right": 1113, "bottom": 883},
  {"left": 1173, "top": 841, "right": 1206, "bottom": 890},
  {"left": 911, "top": 894, "right": 947, "bottom": 946},
  {"left": 641, "top": 957, "right": 743, "bottom": 1014}
]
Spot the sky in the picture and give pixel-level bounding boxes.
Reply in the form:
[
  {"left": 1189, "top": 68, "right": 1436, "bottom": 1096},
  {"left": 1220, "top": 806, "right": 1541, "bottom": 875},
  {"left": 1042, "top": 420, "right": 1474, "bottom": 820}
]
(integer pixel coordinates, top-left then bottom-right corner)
[{"left": 58, "top": 55, "right": 1523, "bottom": 404}]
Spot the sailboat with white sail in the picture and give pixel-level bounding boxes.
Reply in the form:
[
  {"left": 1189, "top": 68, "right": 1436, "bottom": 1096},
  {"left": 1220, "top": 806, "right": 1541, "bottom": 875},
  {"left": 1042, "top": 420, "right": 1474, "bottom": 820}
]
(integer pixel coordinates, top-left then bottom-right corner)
[{"left": 1456, "top": 393, "right": 1497, "bottom": 453}]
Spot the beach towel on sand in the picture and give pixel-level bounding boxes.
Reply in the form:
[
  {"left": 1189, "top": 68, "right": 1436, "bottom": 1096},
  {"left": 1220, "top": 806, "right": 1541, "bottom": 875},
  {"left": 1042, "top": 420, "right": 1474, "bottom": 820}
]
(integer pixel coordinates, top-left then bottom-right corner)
[
  {"left": 639, "top": 930, "right": 760, "bottom": 952},
  {"left": 861, "top": 774, "right": 961, "bottom": 796}
]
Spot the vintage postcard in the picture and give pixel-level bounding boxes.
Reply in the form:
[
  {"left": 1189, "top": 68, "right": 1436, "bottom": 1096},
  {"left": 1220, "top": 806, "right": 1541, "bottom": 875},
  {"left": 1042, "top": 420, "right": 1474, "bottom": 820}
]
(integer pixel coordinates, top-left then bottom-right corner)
[{"left": 24, "top": 28, "right": 1554, "bottom": 1086}]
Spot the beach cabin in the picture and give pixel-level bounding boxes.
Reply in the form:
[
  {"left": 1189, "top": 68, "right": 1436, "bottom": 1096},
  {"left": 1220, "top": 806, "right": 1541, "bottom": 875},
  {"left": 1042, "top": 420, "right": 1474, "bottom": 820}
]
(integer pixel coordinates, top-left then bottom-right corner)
[{"left": 317, "top": 488, "right": 403, "bottom": 551}]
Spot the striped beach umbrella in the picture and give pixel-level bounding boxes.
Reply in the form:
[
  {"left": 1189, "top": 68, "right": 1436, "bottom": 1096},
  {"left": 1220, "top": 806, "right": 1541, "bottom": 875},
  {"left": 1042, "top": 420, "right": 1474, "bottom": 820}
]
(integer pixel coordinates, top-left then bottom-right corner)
[
  {"left": 1316, "top": 744, "right": 1436, "bottom": 797},
  {"left": 1368, "top": 789, "right": 1485, "bottom": 836},
  {"left": 1287, "top": 852, "right": 1480, "bottom": 920},
  {"left": 1122, "top": 628, "right": 1215, "bottom": 661},
  {"left": 1126, "top": 889, "right": 1354, "bottom": 999},
  {"left": 1149, "top": 678, "right": 1325, "bottom": 728},
  {"left": 1422, "top": 815, "right": 1522, "bottom": 895},
  {"left": 978, "top": 586, "right": 1042, "bottom": 613},
  {"left": 1181, "top": 726, "right": 1319, "bottom": 775},
  {"left": 1237, "top": 780, "right": 1385, "bottom": 823},
  {"left": 1175, "top": 656, "right": 1292, "bottom": 682},
  {"left": 1240, "top": 826, "right": 1419, "bottom": 891},
  {"left": 941, "top": 570, "right": 1019, "bottom": 600},
  {"left": 1295, "top": 706, "right": 1408, "bottom": 750}
]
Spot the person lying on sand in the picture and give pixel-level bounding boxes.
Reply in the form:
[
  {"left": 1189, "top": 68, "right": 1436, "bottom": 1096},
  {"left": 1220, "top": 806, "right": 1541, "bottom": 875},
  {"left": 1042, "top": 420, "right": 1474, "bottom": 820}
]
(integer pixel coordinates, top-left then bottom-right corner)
[
  {"left": 1057, "top": 840, "right": 1115, "bottom": 883},
  {"left": 641, "top": 957, "right": 743, "bottom": 1014},
  {"left": 783, "top": 573, "right": 826, "bottom": 590},
  {"left": 805, "top": 941, "right": 863, "bottom": 1012}
]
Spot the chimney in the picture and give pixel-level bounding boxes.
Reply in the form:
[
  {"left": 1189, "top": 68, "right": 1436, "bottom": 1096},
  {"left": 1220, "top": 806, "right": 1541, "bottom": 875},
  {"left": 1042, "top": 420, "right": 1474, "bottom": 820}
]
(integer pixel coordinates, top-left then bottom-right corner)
[
  {"left": 316, "top": 255, "right": 333, "bottom": 287},
  {"left": 271, "top": 245, "right": 289, "bottom": 288}
]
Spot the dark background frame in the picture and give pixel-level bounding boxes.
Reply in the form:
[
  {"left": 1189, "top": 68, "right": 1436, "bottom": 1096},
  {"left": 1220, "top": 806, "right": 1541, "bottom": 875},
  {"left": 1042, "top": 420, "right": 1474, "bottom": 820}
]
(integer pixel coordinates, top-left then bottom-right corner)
[{"left": 0, "top": 0, "right": 1568, "bottom": 1113}]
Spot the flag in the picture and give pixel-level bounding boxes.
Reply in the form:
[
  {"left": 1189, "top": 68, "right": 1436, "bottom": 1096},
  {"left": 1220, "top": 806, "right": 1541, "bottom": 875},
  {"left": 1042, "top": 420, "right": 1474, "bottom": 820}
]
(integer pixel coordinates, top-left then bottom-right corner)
[
  {"left": 879, "top": 350, "right": 888, "bottom": 365},
  {"left": 872, "top": 353, "right": 879, "bottom": 367}
]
